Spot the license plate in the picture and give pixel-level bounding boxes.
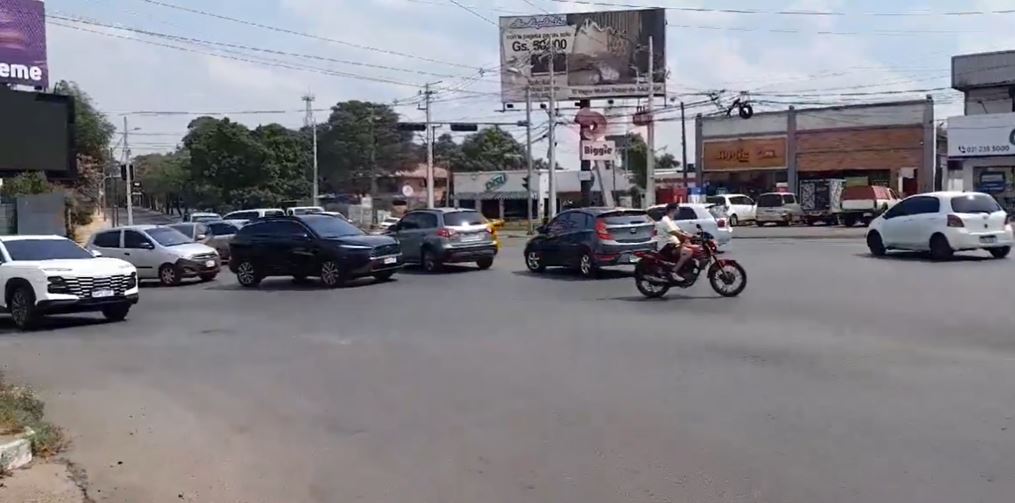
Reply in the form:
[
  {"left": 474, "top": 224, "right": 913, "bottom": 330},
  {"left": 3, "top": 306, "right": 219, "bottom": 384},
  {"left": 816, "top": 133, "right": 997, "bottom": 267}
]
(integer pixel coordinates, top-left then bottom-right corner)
[
  {"left": 981, "top": 236, "right": 998, "bottom": 244},
  {"left": 383, "top": 257, "right": 398, "bottom": 265},
  {"left": 205, "top": 260, "right": 216, "bottom": 268},
  {"left": 92, "top": 289, "right": 114, "bottom": 299},
  {"left": 461, "top": 234, "right": 482, "bottom": 242}
]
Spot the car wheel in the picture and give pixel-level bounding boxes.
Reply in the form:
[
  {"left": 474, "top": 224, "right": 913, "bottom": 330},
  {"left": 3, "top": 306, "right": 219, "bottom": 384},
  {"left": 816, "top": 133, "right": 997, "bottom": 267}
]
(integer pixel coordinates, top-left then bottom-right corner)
[
  {"left": 101, "top": 304, "right": 131, "bottom": 322},
  {"left": 729, "top": 214, "right": 739, "bottom": 227},
  {"left": 476, "top": 257, "right": 494, "bottom": 270},
  {"left": 159, "top": 264, "right": 181, "bottom": 286},
  {"left": 320, "top": 260, "right": 345, "bottom": 288},
  {"left": 373, "top": 271, "right": 396, "bottom": 282},
  {"left": 235, "top": 260, "right": 262, "bottom": 288},
  {"left": 8, "top": 286, "right": 39, "bottom": 331},
  {"left": 422, "top": 249, "right": 442, "bottom": 273},
  {"left": 930, "top": 234, "right": 954, "bottom": 261},
  {"left": 525, "top": 249, "right": 546, "bottom": 273},
  {"left": 866, "top": 231, "right": 886, "bottom": 257},
  {"left": 199, "top": 273, "right": 218, "bottom": 282},
  {"left": 578, "top": 252, "right": 598, "bottom": 279},
  {"left": 989, "top": 246, "right": 1011, "bottom": 259}
]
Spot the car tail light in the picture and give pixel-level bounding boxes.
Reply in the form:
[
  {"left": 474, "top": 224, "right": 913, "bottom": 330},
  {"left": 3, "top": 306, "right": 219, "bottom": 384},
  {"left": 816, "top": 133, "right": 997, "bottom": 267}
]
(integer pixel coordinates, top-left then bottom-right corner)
[
  {"left": 595, "top": 220, "right": 612, "bottom": 240},
  {"left": 436, "top": 228, "right": 457, "bottom": 239},
  {"left": 1007, "top": 213, "right": 1014, "bottom": 225},
  {"left": 716, "top": 218, "right": 727, "bottom": 229},
  {"left": 947, "top": 214, "right": 965, "bottom": 228}
]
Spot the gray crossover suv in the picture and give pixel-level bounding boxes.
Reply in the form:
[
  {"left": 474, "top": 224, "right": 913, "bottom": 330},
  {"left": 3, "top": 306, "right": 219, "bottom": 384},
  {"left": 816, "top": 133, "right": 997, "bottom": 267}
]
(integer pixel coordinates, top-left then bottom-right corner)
[{"left": 388, "top": 208, "right": 497, "bottom": 272}]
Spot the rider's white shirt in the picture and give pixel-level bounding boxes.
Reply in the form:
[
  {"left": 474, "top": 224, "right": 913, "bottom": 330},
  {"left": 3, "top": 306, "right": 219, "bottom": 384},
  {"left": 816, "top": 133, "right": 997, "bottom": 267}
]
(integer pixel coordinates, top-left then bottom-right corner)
[{"left": 656, "top": 215, "right": 681, "bottom": 251}]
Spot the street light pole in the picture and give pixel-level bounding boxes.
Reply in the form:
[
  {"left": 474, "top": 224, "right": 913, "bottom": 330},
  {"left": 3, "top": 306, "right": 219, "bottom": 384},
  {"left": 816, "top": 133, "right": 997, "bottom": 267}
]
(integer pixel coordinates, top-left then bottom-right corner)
[
  {"left": 525, "top": 85, "right": 535, "bottom": 234},
  {"left": 547, "top": 46, "right": 558, "bottom": 218},
  {"left": 303, "top": 94, "right": 319, "bottom": 205},
  {"left": 123, "top": 116, "right": 133, "bottom": 225},
  {"left": 645, "top": 36, "right": 656, "bottom": 209}
]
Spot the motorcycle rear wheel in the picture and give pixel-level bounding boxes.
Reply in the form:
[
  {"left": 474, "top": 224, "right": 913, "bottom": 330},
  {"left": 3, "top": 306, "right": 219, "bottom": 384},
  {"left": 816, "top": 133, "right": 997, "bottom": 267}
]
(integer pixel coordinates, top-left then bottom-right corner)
[
  {"left": 708, "top": 261, "right": 747, "bottom": 298},
  {"left": 635, "top": 264, "right": 671, "bottom": 299}
]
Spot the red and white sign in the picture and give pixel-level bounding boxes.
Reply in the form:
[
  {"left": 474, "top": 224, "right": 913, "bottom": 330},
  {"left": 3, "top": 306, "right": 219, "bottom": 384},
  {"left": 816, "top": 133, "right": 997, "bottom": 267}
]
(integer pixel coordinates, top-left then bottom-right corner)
[{"left": 580, "top": 140, "right": 617, "bottom": 161}]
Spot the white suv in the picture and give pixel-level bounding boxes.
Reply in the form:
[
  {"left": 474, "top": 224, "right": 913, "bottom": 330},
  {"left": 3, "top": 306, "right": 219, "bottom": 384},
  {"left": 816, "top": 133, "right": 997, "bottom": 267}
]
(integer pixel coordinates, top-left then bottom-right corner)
[
  {"left": 0, "top": 235, "right": 139, "bottom": 330},
  {"left": 706, "top": 194, "right": 756, "bottom": 226},
  {"left": 867, "top": 191, "right": 1013, "bottom": 260}
]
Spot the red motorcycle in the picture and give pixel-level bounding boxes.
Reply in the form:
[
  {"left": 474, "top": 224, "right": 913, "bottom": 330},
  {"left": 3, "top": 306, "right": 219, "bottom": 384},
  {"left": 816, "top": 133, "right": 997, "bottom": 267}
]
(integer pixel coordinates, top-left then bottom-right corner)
[{"left": 633, "top": 228, "right": 747, "bottom": 299}]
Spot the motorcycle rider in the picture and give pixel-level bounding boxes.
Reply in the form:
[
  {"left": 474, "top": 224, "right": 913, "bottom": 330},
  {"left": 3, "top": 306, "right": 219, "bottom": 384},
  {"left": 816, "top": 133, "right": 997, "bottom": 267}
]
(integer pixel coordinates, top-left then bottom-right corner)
[{"left": 656, "top": 202, "right": 696, "bottom": 281}]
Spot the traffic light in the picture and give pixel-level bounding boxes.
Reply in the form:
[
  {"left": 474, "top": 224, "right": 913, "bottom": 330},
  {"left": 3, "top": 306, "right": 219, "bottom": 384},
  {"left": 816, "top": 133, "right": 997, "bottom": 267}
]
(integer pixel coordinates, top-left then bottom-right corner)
[
  {"left": 449, "top": 123, "right": 478, "bottom": 132},
  {"left": 119, "top": 163, "right": 134, "bottom": 181},
  {"left": 397, "top": 123, "right": 427, "bottom": 131}
]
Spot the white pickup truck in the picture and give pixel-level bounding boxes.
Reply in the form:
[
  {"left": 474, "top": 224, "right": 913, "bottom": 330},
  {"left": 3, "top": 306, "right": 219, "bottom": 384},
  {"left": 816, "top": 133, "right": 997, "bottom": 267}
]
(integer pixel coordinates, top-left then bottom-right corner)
[{"left": 839, "top": 186, "right": 901, "bottom": 227}]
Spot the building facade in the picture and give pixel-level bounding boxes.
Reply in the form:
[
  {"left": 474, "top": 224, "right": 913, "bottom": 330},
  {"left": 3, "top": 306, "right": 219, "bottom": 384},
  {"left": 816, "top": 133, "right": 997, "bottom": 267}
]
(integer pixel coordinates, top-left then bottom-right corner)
[
  {"left": 696, "top": 99, "right": 936, "bottom": 198},
  {"left": 453, "top": 169, "right": 633, "bottom": 219},
  {"left": 947, "top": 50, "right": 1015, "bottom": 214}
]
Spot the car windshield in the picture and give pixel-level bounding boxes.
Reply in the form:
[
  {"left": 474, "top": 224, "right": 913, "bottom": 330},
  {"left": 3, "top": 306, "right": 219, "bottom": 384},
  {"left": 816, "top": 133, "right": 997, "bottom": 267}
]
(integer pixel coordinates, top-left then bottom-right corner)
[
  {"left": 170, "top": 224, "right": 194, "bottom": 236},
  {"left": 443, "top": 211, "right": 486, "bottom": 226},
  {"left": 192, "top": 214, "right": 221, "bottom": 223},
  {"left": 291, "top": 207, "right": 323, "bottom": 215},
  {"left": 302, "top": 215, "right": 364, "bottom": 237},
  {"left": 148, "top": 227, "right": 192, "bottom": 246},
  {"left": 706, "top": 196, "right": 726, "bottom": 206},
  {"left": 706, "top": 205, "right": 727, "bottom": 219},
  {"left": 951, "top": 194, "right": 1001, "bottom": 214},
  {"left": 757, "top": 194, "right": 783, "bottom": 207},
  {"left": 5, "top": 239, "right": 93, "bottom": 261}
]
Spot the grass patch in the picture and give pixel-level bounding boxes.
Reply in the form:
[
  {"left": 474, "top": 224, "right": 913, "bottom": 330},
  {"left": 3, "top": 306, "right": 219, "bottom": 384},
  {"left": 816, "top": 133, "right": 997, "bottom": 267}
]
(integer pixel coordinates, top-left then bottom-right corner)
[{"left": 0, "top": 372, "right": 67, "bottom": 457}]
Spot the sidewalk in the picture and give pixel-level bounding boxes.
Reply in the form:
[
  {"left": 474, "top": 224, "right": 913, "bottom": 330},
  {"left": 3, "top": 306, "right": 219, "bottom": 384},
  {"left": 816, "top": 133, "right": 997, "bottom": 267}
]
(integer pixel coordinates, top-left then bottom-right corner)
[{"left": 0, "top": 463, "right": 84, "bottom": 503}]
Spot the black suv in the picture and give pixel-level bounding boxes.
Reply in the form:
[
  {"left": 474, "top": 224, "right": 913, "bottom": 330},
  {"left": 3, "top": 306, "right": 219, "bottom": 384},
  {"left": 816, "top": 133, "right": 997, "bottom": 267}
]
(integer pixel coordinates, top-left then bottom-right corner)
[{"left": 229, "top": 215, "right": 402, "bottom": 288}]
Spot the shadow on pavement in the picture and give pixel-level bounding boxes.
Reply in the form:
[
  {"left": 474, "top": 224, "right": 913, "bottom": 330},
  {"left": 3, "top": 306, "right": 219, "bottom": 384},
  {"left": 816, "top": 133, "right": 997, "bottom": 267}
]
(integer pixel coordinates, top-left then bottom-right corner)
[
  {"left": 398, "top": 264, "right": 481, "bottom": 275},
  {"left": 510, "top": 268, "right": 632, "bottom": 282},
  {"left": 855, "top": 251, "right": 998, "bottom": 263},
  {"left": 607, "top": 293, "right": 719, "bottom": 302},
  {"left": 0, "top": 315, "right": 108, "bottom": 336},
  {"left": 206, "top": 276, "right": 395, "bottom": 292}
]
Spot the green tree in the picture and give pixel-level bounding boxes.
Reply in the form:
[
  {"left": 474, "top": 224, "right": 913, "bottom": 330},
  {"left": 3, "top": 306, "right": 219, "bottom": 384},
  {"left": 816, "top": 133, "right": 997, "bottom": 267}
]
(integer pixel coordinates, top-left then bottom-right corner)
[
  {"left": 53, "top": 81, "right": 115, "bottom": 164},
  {"left": 317, "top": 101, "right": 415, "bottom": 193},
  {"left": 623, "top": 133, "right": 680, "bottom": 189},
  {"left": 433, "top": 133, "right": 463, "bottom": 171},
  {"left": 182, "top": 117, "right": 270, "bottom": 210},
  {"left": 134, "top": 151, "right": 189, "bottom": 213},
  {"left": 457, "top": 127, "right": 526, "bottom": 172}
]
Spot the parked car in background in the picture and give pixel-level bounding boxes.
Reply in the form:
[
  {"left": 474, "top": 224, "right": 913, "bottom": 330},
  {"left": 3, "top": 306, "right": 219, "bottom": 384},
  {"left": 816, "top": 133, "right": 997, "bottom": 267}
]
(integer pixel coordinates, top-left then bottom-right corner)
[
  {"left": 799, "top": 179, "right": 845, "bottom": 226},
  {"left": 524, "top": 208, "right": 655, "bottom": 278},
  {"left": 755, "top": 192, "right": 804, "bottom": 226},
  {"left": 378, "top": 216, "right": 400, "bottom": 232},
  {"left": 229, "top": 215, "right": 402, "bottom": 288},
  {"left": 222, "top": 208, "right": 285, "bottom": 225},
  {"left": 172, "top": 221, "right": 240, "bottom": 262},
  {"left": 88, "top": 226, "right": 220, "bottom": 286},
  {"left": 388, "top": 209, "right": 497, "bottom": 272},
  {"left": 319, "top": 211, "right": 350, "bottom": 221},
  {"left": 706, "top": 194, "right": 756, "bottom": 226},
  {"left": 866, "top": 192, "right": 1013, "bottom": 260},
  {"left": 286, "top": 206, "right": 325, "bottom": 216},
  {"left": 0, "top": 235, "right": 139, "bottom": 330},
  {"left": 648, "top": 204, "right": 733, "bottom": 248},
  {"left": 186, "top": 212, "right": 222, "bottom": 223},
  {"left": 839, "top": 185, "right": 901, "bottom": 227}
]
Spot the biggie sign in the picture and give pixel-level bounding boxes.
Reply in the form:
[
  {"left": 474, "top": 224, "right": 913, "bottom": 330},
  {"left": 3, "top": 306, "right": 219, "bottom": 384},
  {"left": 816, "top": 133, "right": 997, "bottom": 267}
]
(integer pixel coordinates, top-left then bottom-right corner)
[{"left": 0, "top": 0, "right": 48, "bottom": 87}]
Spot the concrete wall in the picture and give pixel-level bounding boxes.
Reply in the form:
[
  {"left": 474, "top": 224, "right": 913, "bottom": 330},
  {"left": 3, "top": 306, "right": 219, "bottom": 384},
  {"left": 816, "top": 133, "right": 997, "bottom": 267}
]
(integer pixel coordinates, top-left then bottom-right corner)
[
  {"left": 796, "top": 102, "right": 926, "bottom": 131},
  {"left": 16, "top": 193, "right": 66, "bottom": 236},
  {"left": 953, "top": 50, "right": 1015, "bottom": 90},
  {"left": 701, "top": 112, "right": 786, "bottom": 138}
]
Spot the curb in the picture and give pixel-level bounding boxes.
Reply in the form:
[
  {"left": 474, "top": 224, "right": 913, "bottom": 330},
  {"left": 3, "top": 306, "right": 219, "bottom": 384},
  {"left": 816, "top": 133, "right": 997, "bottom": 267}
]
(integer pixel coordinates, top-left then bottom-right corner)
[{"left": 1, "top": 428, "right": 34, "bottom": 471}]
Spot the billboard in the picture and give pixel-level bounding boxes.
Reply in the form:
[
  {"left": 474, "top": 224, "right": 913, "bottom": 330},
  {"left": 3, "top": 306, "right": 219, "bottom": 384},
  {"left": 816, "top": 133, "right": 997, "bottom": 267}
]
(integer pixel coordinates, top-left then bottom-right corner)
[
  {"left": 0, "top": 0, "right": 48, "bottom": 88},
  {"left": 499, "top": 9, "right": 665, "bottom": 103},
  {"left": 948, "top": 113, "right": 1015, "bottom": 157},
  {"left": 702, "top": 138, "right": 787, "bottom": 172},
  {"left": 0, "top": 88, "right": 75, "bottom": 174}
]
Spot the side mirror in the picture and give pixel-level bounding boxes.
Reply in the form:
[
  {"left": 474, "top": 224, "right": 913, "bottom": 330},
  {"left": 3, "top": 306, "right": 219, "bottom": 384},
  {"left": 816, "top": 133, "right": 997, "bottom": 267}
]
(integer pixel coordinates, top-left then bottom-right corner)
[
  {"left": 142, "top": 242, "right": 155, "bottom": 250},
  {"left": 91, "top": 250, "right": 103, "bottom": 257},
  {"left": 196, "top": 234, "right": 208, "bottom": 241}
]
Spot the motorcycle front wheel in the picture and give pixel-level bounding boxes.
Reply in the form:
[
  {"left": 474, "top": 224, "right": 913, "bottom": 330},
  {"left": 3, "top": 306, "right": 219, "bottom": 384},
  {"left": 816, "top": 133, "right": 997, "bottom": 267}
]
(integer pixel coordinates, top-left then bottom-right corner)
[
  {"left": 635, "top": 263, "right": 671, "bottom": 299},
  {"left": 708, "top": 261, "right": 747, "bottom": 298}
]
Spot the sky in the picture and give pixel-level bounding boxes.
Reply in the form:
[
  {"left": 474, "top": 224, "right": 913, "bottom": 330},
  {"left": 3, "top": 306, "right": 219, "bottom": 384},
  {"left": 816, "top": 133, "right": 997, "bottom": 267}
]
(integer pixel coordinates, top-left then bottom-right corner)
[{"left": 37, "top": 0, "right": 1015, "bottom": 167}]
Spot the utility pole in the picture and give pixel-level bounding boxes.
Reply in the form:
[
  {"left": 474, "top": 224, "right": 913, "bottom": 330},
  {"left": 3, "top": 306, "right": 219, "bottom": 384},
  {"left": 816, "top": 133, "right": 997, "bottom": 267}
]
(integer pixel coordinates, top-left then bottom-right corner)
[
  {"left": 123, "top": 116, "right": 133, "bottom": 225},
  {"left": 423, "top": 83, "right": 437, "bottom": 208},
  {"left": 645, "top": 36, "right": 656, "bottom": 208},
  {"left": 547, "top": 46, "right": 558, "bottom": 218},
  {"left": 525, "top": 85, "right": 535, "bottom": 234},
  {"left": 368, "top": 113, "right": 378, "bottom": 225},
  {"left": 681, "top": 101, "right": 688, "bottom": 189},
  {"left": 303, "top": 94, "right": 319, "bottom": 205}
]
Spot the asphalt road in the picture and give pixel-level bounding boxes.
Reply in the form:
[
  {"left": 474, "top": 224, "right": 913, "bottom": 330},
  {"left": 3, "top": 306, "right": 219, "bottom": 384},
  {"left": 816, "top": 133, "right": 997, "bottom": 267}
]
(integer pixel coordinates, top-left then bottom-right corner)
[{"left": 2, "top": 239, "right": 1014, "bottom": 503}]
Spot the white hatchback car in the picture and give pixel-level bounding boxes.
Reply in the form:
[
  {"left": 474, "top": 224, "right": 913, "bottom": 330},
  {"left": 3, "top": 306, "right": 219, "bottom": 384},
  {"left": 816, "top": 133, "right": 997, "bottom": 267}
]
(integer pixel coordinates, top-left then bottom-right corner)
[
  {"left": 866, "top": 191, "right": 1013, "bottom": 260},
  {"left": 87, "top": 226, "right": 221, "bottom": 285},
  {"left": 649, "top": 204, "right": 733, "bottom": 248},
  {"left": 706, "top": 194, "right": 756, "bottom": 226}
]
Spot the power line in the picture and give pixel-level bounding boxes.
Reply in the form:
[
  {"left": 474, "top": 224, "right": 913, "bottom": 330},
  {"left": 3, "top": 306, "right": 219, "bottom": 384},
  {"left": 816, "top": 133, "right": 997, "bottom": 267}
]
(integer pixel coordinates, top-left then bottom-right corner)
[
  {"left": 48, "top": 20, "right": 426, "bottom": 89},
  {"left": 447, "top": 0, "right": 498, "bottom": 25},
  {"left": 546, "top": 0, "right": 1015, "bottom": 17},
  {"left": 133, "top": 0, "right": 485, "bottom": 70},
  {"left": 52, "top": 14, "right": 470, "bottom": 80}
]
